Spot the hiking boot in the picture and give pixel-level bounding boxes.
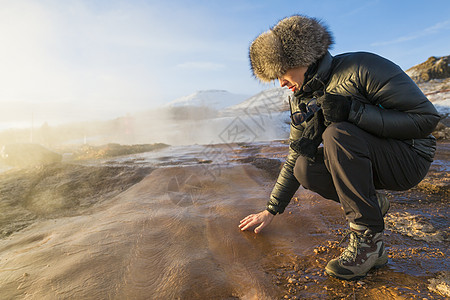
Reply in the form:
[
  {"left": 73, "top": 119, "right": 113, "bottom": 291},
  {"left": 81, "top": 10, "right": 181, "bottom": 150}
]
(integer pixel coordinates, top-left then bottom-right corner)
[
  {"left": 376, "top": 192, "right": 390, "bottom": 217},
  {"left": 325, "top": 223, "right": 388, "bottom": 280}
]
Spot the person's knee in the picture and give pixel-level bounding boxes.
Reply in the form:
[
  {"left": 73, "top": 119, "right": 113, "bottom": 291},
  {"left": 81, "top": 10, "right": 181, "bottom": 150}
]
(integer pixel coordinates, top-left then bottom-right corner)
[
  {"left": 322, "top": 122, "right": 367, "bottom": 168},
  {"left": 322, "top": 122, "right": 354, "bottom": 146}
]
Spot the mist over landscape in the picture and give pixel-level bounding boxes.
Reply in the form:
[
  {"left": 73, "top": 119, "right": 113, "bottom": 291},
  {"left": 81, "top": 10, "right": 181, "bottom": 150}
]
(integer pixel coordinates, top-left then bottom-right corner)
[
  {"left": 0, "top": 88, "right": 292, "bottom": 149},
  {"left": 1, "top": 71, "right": 448, "bottom": 151}
]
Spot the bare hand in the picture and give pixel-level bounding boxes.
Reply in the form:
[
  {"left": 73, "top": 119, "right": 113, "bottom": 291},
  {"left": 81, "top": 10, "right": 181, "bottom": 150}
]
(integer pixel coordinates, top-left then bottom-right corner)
[{"left": 238, "top": 210, "right": 274, "bottom": 234}]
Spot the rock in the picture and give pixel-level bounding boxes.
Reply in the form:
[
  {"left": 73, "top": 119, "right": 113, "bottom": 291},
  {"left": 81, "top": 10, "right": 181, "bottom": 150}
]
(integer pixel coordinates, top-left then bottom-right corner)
[
  {"left": 70, "top": 143, "right": 169, "bottom": 160},
  {"left": 428, "top": 271, "right": 450, "bottom": 297},
  {"left": 235, "top": 157, "right": 282, "bottom": 180},
  {"left": 406, "top": 55, "right": 450, "bottom": 83},
  {"left": 288, "top": 277, "right": 298, "bottom": 284},
  {"left": 432, "top": 122, "right": 450, "bottom": 140},
  {"left": 0, "top": 143, "right": 62, "bottom": 167}
]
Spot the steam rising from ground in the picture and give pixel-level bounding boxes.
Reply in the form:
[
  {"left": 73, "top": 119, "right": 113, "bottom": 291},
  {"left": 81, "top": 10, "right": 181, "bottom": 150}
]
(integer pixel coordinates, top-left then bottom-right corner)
[{"left": 0, "top": 89, "right": 291, "bottom": 148}]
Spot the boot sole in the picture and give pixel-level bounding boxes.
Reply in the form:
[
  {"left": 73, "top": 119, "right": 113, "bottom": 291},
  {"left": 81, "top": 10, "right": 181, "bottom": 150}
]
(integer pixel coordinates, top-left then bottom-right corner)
[{"left": 325, "top": 254, "right": 388, "bottom": 281}]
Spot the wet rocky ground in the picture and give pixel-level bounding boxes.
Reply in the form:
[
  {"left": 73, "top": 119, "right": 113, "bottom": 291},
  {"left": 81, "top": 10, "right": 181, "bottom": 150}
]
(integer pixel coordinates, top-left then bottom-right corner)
[
  {"left": 244, "top": 141, "right": 449, "bottom": 299},
  {"left": 0, "top": 140, "right": 448, "bottom": 299}
]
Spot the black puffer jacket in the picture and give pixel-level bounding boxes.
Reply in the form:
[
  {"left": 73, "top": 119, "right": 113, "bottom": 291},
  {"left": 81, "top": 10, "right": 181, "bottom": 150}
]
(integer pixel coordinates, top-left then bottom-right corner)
[{"left": 267, "top": 51, "right": 440, "bottom": 215}]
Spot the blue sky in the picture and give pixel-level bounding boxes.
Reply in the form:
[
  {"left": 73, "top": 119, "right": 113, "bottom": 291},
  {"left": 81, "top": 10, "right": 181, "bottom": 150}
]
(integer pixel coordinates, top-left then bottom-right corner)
[{"left": 1, "top": 0, "right": 450, "bottom": 126}]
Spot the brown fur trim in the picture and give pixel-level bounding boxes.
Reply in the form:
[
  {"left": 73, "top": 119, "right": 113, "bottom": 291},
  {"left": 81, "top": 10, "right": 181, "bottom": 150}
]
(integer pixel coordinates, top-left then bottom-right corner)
[{"left": 250, "top": 15, "right": 333, "bottom": 82}]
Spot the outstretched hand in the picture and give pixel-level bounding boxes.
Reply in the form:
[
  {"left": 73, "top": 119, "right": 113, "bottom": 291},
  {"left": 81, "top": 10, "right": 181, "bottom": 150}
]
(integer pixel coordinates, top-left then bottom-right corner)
[{"left": 238, "top": 210, "right": 274, "bottom": 234}]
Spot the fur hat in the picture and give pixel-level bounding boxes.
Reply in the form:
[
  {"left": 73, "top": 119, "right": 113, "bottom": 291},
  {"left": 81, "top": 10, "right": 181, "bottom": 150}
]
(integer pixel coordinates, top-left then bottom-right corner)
[{"left": 249, "top": 15, "right": 334, "bottom": 82}]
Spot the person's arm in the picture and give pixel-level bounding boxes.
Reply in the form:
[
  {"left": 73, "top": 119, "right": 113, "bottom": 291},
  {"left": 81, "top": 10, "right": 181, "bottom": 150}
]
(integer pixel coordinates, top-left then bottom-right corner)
[
  {"left": 266, "top": 122, "right": 303, "bottom": 215},
  {"left": 238, "top": 122, "right": 304, "bottom": 233},
  {"left": 349, "top": 56, "right": 440, "bottom": 139}
]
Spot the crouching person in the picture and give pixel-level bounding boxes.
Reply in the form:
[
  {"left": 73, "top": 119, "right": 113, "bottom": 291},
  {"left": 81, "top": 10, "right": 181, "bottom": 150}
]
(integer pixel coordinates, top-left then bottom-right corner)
[{"left": 239, "top": 15, "right": 440, "bottom": 280}]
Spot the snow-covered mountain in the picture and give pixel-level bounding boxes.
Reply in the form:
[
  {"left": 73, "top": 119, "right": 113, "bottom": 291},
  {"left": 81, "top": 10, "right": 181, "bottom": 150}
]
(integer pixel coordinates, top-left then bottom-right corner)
[
  {"left": 166, "top": 90, "right": 249, "bottom": 110},
  {"left": 222, "top": 87, "right": 292, "bottom": 116},
  {"left": 152, "top": 87, "right": 293, "bottom": 145}
]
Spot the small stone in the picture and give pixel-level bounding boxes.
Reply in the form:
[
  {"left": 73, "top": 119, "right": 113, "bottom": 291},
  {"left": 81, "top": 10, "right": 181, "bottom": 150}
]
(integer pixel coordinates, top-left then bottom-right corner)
[{"left": 288, "top": 278, "right": 298, "bottom": 284}]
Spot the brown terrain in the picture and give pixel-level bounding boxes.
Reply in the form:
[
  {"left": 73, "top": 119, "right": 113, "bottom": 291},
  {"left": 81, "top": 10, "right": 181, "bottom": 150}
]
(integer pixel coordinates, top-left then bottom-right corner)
[{"left": 0, "top": 139, "right": 448, "bottom": 299}]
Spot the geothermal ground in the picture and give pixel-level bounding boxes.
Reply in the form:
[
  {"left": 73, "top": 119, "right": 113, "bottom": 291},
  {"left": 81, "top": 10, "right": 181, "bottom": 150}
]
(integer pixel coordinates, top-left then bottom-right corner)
[{"left": 0, "top": 141, "right": 448, "bottom": 299}]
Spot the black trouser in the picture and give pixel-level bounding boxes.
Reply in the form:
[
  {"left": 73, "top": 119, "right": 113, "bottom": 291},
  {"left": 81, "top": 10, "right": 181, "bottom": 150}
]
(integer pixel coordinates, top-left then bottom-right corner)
[{"left": 293, "top": 122, "right": 431, "bottom": 233}]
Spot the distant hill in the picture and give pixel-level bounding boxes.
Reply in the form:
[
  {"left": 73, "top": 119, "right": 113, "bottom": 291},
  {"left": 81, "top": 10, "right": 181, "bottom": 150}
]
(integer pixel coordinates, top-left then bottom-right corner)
[
  {"left": 406, "top": 55, "right": 450, "bottom": 137},
  {"left": 405, "top": 56, "right": 450, "bottom": 118},
  {"left": 406, "top": 55, "right": 450, "bottom": 82}
]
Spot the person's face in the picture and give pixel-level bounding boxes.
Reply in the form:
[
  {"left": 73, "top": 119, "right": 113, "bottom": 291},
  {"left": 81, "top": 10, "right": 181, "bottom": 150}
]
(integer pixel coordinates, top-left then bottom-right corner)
[{"left": 278, "top": 66, "right": 308, "bottom": 92}]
